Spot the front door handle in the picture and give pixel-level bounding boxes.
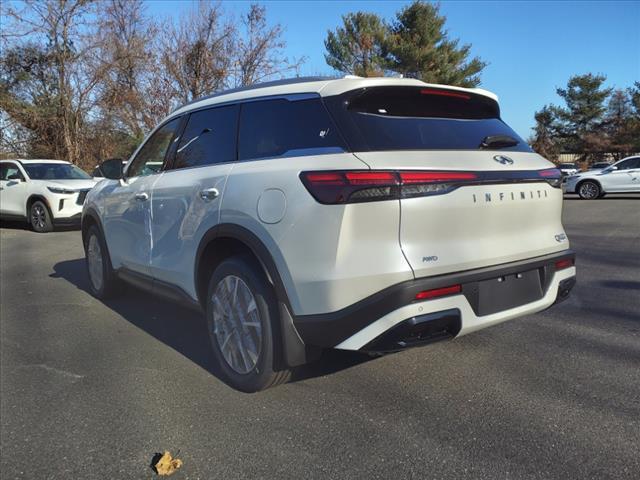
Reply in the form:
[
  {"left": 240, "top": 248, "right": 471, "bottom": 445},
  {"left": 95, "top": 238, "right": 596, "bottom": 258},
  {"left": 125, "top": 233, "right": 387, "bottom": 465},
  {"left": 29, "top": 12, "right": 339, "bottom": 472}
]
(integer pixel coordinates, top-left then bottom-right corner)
[
  {"left": 199, "top": 187, "right": 220, "bottom": 201},
  {"left": 134, "top": 192, "right": 149, "bottom": 201}
]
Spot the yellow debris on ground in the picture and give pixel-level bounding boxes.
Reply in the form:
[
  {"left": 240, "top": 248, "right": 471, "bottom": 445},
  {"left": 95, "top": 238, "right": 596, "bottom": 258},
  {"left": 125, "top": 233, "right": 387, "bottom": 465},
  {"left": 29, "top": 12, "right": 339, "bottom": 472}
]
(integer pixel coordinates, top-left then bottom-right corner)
[{"left": 153, "top": 451, "right": 183, "bottom": 476}]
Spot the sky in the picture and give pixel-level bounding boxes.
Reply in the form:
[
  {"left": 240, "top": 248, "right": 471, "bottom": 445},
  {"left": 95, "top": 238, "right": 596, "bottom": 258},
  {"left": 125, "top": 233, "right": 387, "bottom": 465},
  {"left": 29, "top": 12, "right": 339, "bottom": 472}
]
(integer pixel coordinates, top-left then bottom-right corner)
[{"left": 142, "top": 1, "right": 638, "bottom": 138}]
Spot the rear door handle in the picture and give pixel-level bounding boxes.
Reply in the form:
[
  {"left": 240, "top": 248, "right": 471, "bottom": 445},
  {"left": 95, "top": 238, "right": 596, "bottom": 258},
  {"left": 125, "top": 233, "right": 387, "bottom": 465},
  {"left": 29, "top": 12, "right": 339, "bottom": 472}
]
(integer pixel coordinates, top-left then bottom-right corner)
[
  {"left": 134, "top": 192, "right": 149, "bottom": 201},
  {"left": 199, "top": 187, "right": 219, "bottom": 201}
]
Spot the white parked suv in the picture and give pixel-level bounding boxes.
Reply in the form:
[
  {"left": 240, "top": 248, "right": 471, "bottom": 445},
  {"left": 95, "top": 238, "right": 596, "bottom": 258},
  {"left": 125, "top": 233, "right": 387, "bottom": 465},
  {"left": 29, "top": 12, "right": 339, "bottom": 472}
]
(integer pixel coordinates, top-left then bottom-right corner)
[
  {"left": 0, "top": 159, "right": 97, "bottom": 232},
  {"left": 82, "top": 77, "right": 576, "bottom": 392},
  {"left": 564, "top": 156, "right": 640, "bottom": 199}
]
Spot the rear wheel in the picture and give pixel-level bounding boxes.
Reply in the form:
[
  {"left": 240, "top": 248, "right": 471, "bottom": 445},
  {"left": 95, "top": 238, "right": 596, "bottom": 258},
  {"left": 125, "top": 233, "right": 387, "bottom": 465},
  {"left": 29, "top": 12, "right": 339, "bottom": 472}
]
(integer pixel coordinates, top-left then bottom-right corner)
[
  {"left": 206, "top": 255, "right": 290, "bottom": 392},
  {"left": 84, "top": 225, "right": 120, "bottom": 299},
  {"left": 30, "top": 200, "right": 53, "bottom": 232},
  {"left": 577, "top": 181, "right": 600, "bottom": 200}
]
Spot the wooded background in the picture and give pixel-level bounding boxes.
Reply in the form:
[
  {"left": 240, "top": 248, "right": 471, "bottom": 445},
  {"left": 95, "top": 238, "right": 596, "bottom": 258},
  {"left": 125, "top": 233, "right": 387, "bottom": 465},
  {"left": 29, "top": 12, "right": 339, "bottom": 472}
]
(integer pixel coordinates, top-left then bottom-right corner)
[{"left": 1, "top": 0, "right": 638, "bottom": 169}]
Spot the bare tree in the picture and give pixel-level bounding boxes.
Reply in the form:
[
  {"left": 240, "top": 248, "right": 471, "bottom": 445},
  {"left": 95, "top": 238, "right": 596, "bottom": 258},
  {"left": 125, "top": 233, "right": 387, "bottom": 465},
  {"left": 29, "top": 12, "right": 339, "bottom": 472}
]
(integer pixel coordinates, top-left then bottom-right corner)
[
  {"left": 233, "top": 3, "right": 305, "bottom": 87},
  {"left": 2, "top": 0, "right": 100, "bottom": 166},
  {"left": 95, "top": 0, "right": 159, "bottom": 139},
  {"left": 160, "top": 0, "right": 235, "bottom": 104}
]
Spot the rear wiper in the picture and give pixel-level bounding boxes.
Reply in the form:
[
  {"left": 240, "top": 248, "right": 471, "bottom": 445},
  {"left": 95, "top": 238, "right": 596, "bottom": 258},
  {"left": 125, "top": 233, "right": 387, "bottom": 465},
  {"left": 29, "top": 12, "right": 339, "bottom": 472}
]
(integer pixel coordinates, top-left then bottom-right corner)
[{"left": 480, "top": 135, "right": 519, "bottom": 149}]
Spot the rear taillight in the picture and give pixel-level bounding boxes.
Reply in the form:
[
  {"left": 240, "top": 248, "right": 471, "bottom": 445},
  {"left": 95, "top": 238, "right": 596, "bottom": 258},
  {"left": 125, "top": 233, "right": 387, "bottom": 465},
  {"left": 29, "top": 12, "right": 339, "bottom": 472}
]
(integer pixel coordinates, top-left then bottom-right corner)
[
  {"left": 300, "top": 170, "right": 477, "bottom": 204},
  {"left": 538, "top": 168, "right": 563, "bottom": 188},
  {"left": 300, "top": 168, "right": 563, "bottom": 204},
  {"left": 554, "top": 258, "right": 574, "bottom": 271},
  {"left": 415, "top": 284, "right": 462, "bottom": 300}
]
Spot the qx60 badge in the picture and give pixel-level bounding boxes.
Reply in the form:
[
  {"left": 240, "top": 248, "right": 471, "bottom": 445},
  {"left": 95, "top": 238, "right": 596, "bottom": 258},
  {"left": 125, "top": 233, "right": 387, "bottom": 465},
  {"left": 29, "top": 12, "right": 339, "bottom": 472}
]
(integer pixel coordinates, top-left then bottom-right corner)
[{"left": 493, "top": 155, "right": 514, "bottom": 165}]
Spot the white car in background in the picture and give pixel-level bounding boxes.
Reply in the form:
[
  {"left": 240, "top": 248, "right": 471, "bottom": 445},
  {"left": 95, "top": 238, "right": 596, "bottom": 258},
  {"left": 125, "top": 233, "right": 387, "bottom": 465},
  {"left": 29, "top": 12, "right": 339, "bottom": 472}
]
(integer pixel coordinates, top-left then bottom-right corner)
[
  {"left": 564, "top": 156, "right": 640, "bottom": 199},
  {"left": 558, "top": 163, "right": 580, "bottom": 176},
  {"left": 0, "top": 159, "right": 98, "bottom": 232}
]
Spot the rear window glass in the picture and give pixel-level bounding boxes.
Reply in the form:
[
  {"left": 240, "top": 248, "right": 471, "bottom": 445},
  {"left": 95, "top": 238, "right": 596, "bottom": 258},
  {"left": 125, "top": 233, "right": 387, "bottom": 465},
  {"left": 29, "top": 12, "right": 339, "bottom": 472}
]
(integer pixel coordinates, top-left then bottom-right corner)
[
  {"left": 324, "top": 86, "right": 531, "bottom": 152},
  {"left": 238, "top": 97, "right": 346, "bottom": 161}
]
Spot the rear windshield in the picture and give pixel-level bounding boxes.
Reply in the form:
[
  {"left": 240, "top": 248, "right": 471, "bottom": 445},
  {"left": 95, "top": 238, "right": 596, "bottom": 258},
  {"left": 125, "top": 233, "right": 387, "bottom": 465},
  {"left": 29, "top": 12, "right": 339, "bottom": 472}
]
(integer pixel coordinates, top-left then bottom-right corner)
[
  {"left": 23, "top": 163, "right": 91, "bottom": 180},
  {"left": 323, "top": 86, "right": 531, "bottom": 152}
]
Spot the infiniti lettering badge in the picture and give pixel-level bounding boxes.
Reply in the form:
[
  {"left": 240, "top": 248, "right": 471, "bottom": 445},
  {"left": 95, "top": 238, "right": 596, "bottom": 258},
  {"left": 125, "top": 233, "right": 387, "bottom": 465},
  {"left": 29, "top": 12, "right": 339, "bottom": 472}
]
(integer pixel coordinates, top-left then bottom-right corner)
[{"left": 494, "top": 155, "right": 514, "bottom": 165}]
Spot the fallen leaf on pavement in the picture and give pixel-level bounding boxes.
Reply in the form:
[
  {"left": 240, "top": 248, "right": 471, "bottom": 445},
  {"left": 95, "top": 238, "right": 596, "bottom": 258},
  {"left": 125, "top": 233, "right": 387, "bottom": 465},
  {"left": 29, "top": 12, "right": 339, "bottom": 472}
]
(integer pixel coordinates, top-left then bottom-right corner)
[{"left": 153, "top": 451, "right": 183, "bottom": 476}]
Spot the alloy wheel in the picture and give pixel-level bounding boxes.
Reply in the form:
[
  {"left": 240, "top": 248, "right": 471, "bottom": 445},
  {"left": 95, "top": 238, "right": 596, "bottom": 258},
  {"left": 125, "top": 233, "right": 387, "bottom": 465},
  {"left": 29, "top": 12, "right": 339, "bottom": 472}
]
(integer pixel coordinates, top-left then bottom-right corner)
[
  {"left": 211, "top": 275, "right": 262, "bottom": 374},
  {"left": 31, "top": 204, "right": 47, "bottom": 230},
  {"left": 87, "top": 234, "right": 104, "bottom": 292},
  {"left": 579, "top": 182, "right": 599, "bottom": 199}
]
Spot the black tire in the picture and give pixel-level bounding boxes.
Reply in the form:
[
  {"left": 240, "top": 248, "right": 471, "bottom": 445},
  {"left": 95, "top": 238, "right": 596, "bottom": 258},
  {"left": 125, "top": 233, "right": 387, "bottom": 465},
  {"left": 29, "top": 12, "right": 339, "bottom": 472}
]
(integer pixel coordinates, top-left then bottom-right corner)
[
  {"left": 29, "top": 200, "right": 53, "bottom": 232},
  {"left": 206, "top": 255, "right": 290, "bottom": 392},
  {"left": 83, "top": 225, "right": 120, "bottom": 299},
  {"left": 577, "top": 180, "right": 601, "bottom": 200}
]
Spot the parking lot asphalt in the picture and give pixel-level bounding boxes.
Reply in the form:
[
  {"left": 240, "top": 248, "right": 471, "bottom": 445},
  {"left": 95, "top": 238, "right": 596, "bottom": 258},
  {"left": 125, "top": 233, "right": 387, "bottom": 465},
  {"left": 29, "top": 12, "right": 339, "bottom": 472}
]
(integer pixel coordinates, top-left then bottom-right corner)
[{"left": 1, "top": 194, "right": 639, "bottom": 479}]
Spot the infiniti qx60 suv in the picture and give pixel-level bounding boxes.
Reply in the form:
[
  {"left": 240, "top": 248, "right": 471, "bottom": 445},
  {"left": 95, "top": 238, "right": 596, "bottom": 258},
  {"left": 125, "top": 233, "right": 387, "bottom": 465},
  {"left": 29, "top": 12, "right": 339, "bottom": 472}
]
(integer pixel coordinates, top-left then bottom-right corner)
[{"left": 82, "top": 76, "right": 576, "bottom": 392}]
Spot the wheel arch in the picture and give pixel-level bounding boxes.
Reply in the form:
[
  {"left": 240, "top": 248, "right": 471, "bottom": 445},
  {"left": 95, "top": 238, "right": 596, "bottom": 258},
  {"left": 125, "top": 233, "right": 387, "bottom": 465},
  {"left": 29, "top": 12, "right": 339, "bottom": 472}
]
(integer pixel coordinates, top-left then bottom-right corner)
[
  {"left": 26, "top": 194, "right": 52, "bottom": 218},
  {"left": 194, "top": 224, "right": 312, "bottom": 368},
  {"left": 194, "top": 224, "right": 292, "bottom": 312},
  {"left": 576, "top": 177, "right": 604, "bottom": 194}
]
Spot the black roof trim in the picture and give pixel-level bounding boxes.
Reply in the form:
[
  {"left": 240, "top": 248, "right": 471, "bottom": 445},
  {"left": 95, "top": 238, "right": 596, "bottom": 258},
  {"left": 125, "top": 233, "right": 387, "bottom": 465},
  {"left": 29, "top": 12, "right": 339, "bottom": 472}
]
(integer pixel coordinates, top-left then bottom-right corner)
[{"left": 174, "top": 76, "right": 336, "bottom": 112}]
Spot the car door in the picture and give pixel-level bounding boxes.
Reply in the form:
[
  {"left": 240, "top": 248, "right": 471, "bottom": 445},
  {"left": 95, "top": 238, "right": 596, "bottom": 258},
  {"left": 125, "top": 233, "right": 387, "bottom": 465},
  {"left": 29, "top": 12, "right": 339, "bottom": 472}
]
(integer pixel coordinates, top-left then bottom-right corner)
[
  {"left": 622, "top": 157, "right": 640, "bottom": 191},
  {"left": 601, "top": 158, "right": 639, "bottom": 192},
  {"left": 102, "top": 117, "right": 183, "bottom": 276},
  {"left": 0, "top": 162, "right": 29, "bottom": 217},
  {"left": 148, "top": 104, "right": 239, "bottom": 295}
]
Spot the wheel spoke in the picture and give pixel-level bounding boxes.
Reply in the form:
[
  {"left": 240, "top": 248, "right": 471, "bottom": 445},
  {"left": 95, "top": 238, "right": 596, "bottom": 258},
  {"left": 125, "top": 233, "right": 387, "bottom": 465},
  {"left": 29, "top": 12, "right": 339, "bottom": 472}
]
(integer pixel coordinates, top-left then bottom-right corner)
[{"left": 210, "top": 275, "right": 262, "bottom": 374}]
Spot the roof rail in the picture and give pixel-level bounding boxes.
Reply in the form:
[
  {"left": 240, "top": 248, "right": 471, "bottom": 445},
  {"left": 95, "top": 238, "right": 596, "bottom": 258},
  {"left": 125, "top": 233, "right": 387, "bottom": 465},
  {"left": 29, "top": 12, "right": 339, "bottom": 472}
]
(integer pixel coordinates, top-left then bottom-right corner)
[{"left": 174, "top": 76, "right": 336, "bottom": 112}]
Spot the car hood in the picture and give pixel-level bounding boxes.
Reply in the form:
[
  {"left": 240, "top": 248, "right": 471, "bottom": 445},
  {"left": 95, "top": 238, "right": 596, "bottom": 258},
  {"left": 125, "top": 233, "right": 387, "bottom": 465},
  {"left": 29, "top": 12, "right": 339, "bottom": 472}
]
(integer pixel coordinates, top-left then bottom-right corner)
[{"left": 35, "top": 178, "right": 99, "bottom": 190}]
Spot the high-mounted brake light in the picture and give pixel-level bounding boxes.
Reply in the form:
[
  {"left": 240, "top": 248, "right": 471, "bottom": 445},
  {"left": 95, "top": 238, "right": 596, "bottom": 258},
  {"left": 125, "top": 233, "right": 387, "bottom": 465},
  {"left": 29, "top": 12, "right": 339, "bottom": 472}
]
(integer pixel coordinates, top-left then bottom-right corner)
[
  {"left": 554, "top": 258, "right": 574, "bottom": 271},
  {"left": 415, "top": 284, "right": 462, "bottom": 300},
  {"left": 420, "top": 89, "right": 471, "bottom": 100}
]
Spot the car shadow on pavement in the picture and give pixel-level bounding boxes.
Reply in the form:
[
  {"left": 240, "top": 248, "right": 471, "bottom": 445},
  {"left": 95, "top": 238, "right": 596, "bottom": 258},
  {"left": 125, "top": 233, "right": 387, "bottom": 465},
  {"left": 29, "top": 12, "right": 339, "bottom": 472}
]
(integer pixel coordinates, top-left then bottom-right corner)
[
  {"left": 50, "top": 258, "right": 373, "bottom": 388},
  {"left": 0, "top": 219, "right": 80, "bottom": 232}
]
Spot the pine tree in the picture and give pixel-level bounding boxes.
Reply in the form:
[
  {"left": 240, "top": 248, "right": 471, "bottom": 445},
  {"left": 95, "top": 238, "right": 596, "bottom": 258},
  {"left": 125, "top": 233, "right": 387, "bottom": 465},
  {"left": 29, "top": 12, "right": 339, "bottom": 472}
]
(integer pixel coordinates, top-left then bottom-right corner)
[
  {"left": 386, "top": 1, "right": 486, "bottom": 87},
  {"left": 324, "top": 12, "right": 388, "bottom": 77}
]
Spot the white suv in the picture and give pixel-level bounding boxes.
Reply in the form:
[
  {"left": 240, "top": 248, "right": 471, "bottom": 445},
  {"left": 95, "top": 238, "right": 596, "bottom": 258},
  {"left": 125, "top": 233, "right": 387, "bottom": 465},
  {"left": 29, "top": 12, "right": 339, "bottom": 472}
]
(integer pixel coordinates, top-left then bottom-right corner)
[
  {"left": 0, "top": 159, "right": 97, "bottom": 232},
  {"left": 82, "top": 77, "right": 576, "bottom": 392}
]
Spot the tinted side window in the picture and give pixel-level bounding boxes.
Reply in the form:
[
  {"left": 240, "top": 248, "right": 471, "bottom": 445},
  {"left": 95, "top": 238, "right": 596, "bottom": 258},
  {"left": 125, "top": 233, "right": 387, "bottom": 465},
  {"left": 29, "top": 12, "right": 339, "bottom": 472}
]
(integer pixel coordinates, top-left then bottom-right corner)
[
  {"left": 128, "top": 118, "right": 181, "bottom": 177},
  {"left": 617, "top": 158, "right": 640, "bottom": 170},
  {"left": 0, "top": 163, "right": 22, "bottom": 180},
  {"left": 238, "top": 98, "right": 346, "bottom": 161},
  {"left": 174, "top": 105, "right": 238, "bottom": 169}
]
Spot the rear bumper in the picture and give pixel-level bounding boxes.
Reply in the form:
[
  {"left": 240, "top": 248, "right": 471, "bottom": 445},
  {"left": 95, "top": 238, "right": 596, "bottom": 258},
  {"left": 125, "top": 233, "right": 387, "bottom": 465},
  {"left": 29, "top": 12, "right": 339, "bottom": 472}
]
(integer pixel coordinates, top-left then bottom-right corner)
[{"left": 294, "top": 250, "right": 576, "bottom": 350}]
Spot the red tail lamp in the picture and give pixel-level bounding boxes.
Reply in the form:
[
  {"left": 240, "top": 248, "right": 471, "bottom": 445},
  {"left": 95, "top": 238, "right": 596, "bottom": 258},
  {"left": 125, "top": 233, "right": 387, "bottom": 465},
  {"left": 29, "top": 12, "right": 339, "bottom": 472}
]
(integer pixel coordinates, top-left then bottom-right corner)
[
  {"left": 415, "top": 284, "right": 462, "bottom": 300},
  {"left": 555, "top": 258, "right": 574, "bottom": 271}
]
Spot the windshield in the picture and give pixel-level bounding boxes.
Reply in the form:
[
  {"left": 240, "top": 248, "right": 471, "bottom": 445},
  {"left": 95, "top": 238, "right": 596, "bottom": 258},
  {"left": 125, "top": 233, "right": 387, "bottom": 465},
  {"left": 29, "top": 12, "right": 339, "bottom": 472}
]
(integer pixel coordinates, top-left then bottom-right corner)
[
  {"left": 323, "top": 86, "right": 531, "bottom": 152},
  {"left": 23, "top": 163, "right": 91, "bottom": 180},
  {"left": 560, "top": 163, "right": 577, "bottom": 168}
]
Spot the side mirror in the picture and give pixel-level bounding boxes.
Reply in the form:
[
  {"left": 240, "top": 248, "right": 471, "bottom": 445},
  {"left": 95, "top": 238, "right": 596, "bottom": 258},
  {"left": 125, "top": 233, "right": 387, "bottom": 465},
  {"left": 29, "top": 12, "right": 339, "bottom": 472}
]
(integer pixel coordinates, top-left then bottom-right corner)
[
  {"left": 98, "top": 158, "right": 124, "bottom": 180},
  {"left": 7, "top": 173, "right": 23, "bottom": 181}
]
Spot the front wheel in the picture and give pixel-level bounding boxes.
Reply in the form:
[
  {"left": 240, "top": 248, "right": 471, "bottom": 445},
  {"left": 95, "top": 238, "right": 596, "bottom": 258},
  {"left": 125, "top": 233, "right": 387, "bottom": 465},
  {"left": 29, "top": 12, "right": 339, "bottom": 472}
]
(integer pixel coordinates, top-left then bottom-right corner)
[
  {"left": 577, "top": 181, "right": 601, "bottom": 200},
  {"left": 206, "top": 255, "right": 290, "bottom": 392},
  {"left": 30, "top": 200, "right": 53, "bottom": 232}
]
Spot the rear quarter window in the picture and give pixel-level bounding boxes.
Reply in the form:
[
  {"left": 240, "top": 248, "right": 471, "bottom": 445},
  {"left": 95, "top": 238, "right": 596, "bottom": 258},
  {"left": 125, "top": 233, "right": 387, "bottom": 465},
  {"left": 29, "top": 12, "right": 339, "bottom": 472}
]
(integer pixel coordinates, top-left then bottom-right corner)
[{"left": 238, "top": 97, "right": 346, "bottom": 161}]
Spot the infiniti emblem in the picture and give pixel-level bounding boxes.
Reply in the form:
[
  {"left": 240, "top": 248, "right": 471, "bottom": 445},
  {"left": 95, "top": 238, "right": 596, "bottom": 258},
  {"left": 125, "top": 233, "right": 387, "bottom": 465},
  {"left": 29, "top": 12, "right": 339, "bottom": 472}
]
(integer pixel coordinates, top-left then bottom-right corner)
[{"left": 493, "top": 155, "right": 514, "bottom": 165}]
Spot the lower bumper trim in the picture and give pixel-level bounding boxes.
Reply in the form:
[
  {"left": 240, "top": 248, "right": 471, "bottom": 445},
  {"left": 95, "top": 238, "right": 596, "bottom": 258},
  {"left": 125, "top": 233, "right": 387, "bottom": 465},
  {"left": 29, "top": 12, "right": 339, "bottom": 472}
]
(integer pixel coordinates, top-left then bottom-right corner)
[
  {"left": 362, "top": 308, "right": 461, "bottom": 353},
  {"left": 53, "top": 213, "right": 82, "bottom": 226}
]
